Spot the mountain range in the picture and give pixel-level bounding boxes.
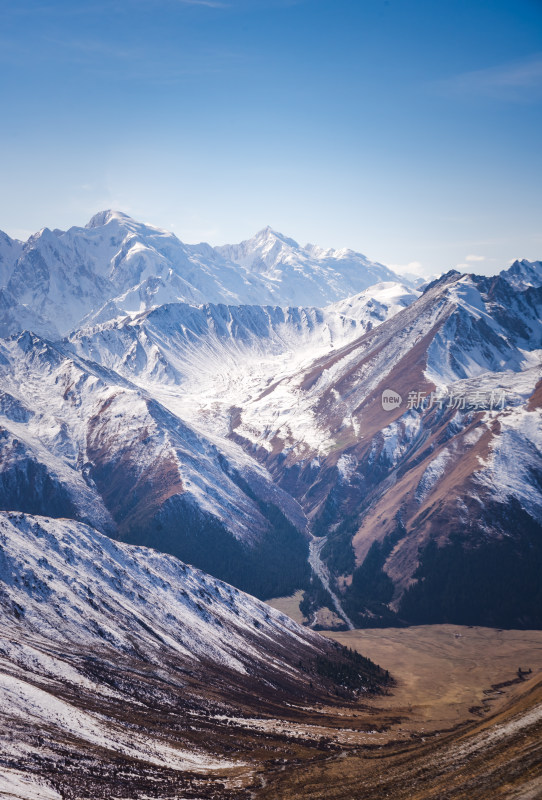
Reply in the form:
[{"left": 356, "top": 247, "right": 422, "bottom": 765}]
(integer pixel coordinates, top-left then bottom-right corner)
[
  {"left": 0, "top": 211, "right": 540, "bottom": 631},
  {"left": 0, "top": 210, "right": 406, "bottom": 339},
  {"left": 1, "top": 209, "right": 541, "bottom": 794}
]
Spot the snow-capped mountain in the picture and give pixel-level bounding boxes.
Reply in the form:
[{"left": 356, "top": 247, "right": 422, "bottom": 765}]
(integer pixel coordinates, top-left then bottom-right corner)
[
  {"left": 2, "top": 211, "right": 263, "bottom": 338},
  {"left": 0, "top": 512, "right": 387, "bottom": 797},
  {"left": 0, "top": 330, "right": 313, "bottom": 599},
  {"left": 230, "top": 270, "right": 542, "bottom": 468},
  {"left": 0, "top": 209, "right": 540, "bottom": 631},
  {"left": 0, "top": 212, "right": 420, "bottom": 607},
  {"left": 65, "top": 283, "right": 419, "bottom": 422},
  {"left": 217, "top": 226, "right": 401, "bottom": 307},
  {"left": 500, "top": 258, "right": 542, "bottom": 290},
  {"left": 4, "top": 209, "right": 542, "bottom": 798},
  {"left": 0, "top": 211, "right": 409, "bottom": 338},
  {"left": 227, "top": 269, "right": 542, "bottom": 627}
]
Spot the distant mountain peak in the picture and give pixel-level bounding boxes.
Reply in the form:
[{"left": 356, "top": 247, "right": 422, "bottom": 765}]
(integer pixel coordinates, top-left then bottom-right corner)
[
  {"left": 509, "top": 257, "right": 538, "bottom": 271},
  {"left": 86, "top": 209, "right": 135, "bottom": 229},
  {"left": 250, "top": 226, "right": 300, "bottom": 249},
  {"left": 500, "top": 257, "right": 542, "bottom": 290},
  {"left": 0, "top": 210, "right": 420, "bottom": 335}
]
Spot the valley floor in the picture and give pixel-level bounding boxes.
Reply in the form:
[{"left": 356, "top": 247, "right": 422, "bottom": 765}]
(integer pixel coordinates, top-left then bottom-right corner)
[
  {"left": 255, "top": 624, "right": 542, "bottom": 799},
  {"left": 327, "top": 624, "right": 542, "bottom": 732},
  {"left": 257, "top": 671, "right": 542, "bottom": 800}
]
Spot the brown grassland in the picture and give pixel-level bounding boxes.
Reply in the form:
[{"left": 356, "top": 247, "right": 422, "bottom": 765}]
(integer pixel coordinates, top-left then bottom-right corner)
[
  {"left": 252, "top": 619, "right": 542, "bottom": 799},
  {"left": 328, "top": 625, "right": 542, "bottom": 731}
]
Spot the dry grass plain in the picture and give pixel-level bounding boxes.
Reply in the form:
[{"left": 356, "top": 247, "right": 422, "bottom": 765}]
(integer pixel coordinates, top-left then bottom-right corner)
[
  {"left": 267, "top": 590, "right": 307, "bottom": 625},
  {"left": 257, "top": 673, "right": 542, "bottom": 800},
  {"left": 268, "top": 592, "right": 344, "bottom": 628},
  {"left": 327, "top": 625, "right": 542, "bottom": 732},
  {"left": 253, "top": 620, "right": 542, "bottom": 799}
]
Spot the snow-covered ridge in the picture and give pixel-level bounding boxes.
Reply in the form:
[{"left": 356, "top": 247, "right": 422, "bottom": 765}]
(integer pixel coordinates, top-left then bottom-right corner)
[
  {"left": 0, "top": 512, "right": 314, "bottom": 672},
  {"left": 0, "top": 511, "right": 360, "bottom": 792},
  {"left": 0, "top": 211, "right": 411, "bottom": 338},
  {"left": 220, "top": 269, "right": 542, "bottom": 623},
  {"left": 0, "top": 331, "right": 306, "bottom": 545},
  {"left": 500, "top": 258, "right": 542, "bottom": 290},
  {"left": 0, "top": 511, "right": 387, "bottom": 796},
  {"left": 216, "top": 226, "right": 402, "bottom": 306},
  {"left": 66, "top": 285, "right": 419, "bottom": 427}
]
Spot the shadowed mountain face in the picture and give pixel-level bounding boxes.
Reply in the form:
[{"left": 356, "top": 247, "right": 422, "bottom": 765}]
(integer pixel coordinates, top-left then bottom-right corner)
[{"left": 0, "top": 212, "right": 541, "bottom": 630}]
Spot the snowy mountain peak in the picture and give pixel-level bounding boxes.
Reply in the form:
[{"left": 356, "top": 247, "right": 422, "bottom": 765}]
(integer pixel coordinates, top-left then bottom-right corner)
[
  {"left": 500, "top": 258, "right": 542, "bottom": 290},
  {"left": 421, "top": 268, "right": 462, "bottom": 294},
  {"left": 217, "top": 226, "right": 302, "bottom": 272},
  {"left": 85, "top": 209, "right": 136, "bottom": 229},
  {"left": 26, "top": 226, "right": 57, "bottom": 246},
  {"left": 253, "top": 225, "right": 300, "bottom": 247},
  {"left": 0, "top": 210, "right": 419, "bottom": 336},
  {"left": 214, "top": 225, "right": 407, "bottom": 303}
]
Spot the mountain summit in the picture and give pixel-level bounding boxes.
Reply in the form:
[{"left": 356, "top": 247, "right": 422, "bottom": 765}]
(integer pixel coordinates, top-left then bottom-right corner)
[
  {"left": 217, "top": 224, "right": 400, "bottom": 305},
  {"left": 85, "top": 208, "right": 136, "bottom": 228},
  {"left": 0, "top": 212, "right": 408, "bottom": 336}
]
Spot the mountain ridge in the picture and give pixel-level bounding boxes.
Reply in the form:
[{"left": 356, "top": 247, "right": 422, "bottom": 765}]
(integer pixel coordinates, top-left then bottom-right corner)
[
  {"left": 0, "top": 510, "right": 388, "bottom": 797},
  {"left": 0, "top": 210, "right": 540, "bottom": 630},
  {"left": 0, "top": 211, "right": 412, "bottom": 338}
]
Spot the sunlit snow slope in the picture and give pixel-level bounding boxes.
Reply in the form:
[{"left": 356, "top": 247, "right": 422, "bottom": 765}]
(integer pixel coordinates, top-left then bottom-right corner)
[{"left": 0, "top": 512, "right": 386, "bottom": 798}]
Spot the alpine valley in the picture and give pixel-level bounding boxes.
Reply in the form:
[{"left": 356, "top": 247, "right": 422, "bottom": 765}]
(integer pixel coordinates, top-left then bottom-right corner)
[{"left": 0, "top": 210, "right": 541, "bottom": 799}]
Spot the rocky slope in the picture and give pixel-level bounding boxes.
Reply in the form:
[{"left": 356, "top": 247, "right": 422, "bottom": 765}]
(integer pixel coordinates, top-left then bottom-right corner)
[
  {"left": 228, "top": 270, "right": 542, "bottom": 627},
  {"left": 0, "top": 512, "right": 387, "bottom": 799}
]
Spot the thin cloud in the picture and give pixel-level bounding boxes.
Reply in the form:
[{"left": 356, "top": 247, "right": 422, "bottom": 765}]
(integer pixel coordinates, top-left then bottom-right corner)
[
  {"left": 465, "top": 254, "right": 486, "bottom": 262},
  {"left": 388, "top": 261, "right": 427, "bottom": 276},
  {"left": 434, "top": 54, "right": 542, "bottom": 101}
]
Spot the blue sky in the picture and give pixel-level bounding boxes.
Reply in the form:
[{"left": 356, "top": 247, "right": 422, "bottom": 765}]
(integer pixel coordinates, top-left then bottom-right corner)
[{"left": 1, "top": 0, "right": 541, "bottom": 275}]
